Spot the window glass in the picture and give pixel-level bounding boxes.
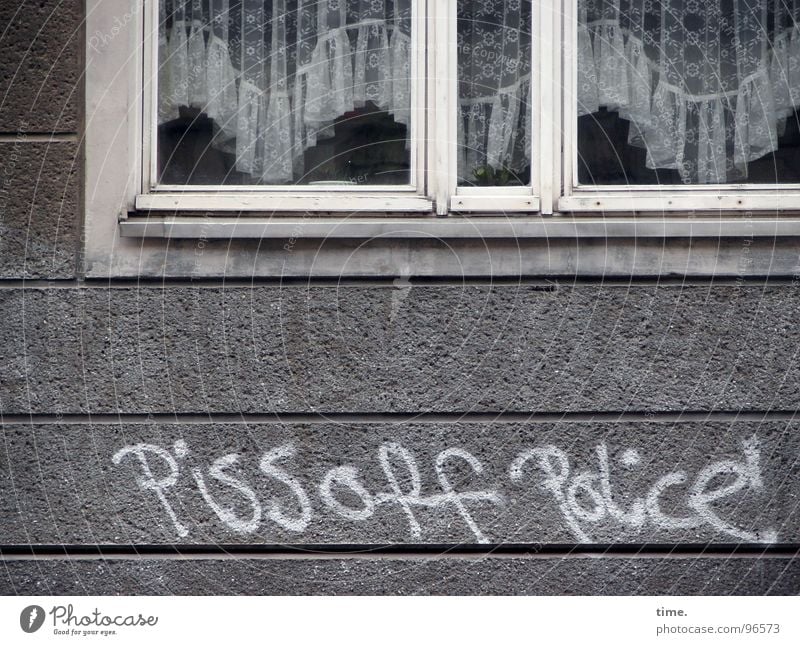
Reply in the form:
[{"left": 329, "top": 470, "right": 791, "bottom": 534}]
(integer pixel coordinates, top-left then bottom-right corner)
[
  {"left": 157, "top": 0, "right": 412, "bottom": 186},
  {"left": 577, "top": 0, "right": 800, "bottom": 186},
  {"left": 456, "top": 0, "right": 533, "bottom": 187}
]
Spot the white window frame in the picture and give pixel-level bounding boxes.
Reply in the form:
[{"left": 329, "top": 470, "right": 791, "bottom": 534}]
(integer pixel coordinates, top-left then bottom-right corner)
[
  {"left": 137, "top": 0, "right": 435, "bottom": 212},
  {"left": 443, "top": 0, "right": 549, "bottom": 214},
  {"left": 89, "top": 0, "right": 800, "bottom": 224},
  {"left": 132, "top": 0, "right": 549, "bottom": 216},
  {"left": 88, "top": 0, "right": 553, "bottom": 228},
  {"left": 557, "top": 0, "right": 800, "bottom": 213}
]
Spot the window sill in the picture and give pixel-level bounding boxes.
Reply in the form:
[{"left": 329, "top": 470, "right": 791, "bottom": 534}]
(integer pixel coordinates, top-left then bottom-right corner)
[
  {"left": 135, "top": 193, "right": 434, "bottom": 213},
  {"left": 449, "top": 195, "right": 541, "bottom": 212},
  {"left": 560, "top": 192, "right": 800, "bottom": 212},
  {"left": 119, "top": 214, "right": 800, "bottom": 239}
]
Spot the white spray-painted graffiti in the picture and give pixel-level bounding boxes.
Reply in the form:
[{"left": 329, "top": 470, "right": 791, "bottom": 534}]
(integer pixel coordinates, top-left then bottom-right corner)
[{"left": 112, "top": 436, "right": 778, "bottom": 544}]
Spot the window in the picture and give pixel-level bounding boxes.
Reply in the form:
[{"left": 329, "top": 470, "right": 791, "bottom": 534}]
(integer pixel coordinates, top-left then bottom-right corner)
[
  {"left": 132, "top": 0, "right": 543, "bottom": 213},
  {"left": 133, "top": 0, "right": 800, "bottom": 217},
  {"left": 153, "top": 1, "right": 417, "bottom": 189},
  {"left": 85, "top": 0, "right": 800, "bottom": 277},
  {"left": 560, "top": 0, "right": 800, "bottom": 211},
  {"left": 449, "top": 0, "right": 542, "bottom": 212}
]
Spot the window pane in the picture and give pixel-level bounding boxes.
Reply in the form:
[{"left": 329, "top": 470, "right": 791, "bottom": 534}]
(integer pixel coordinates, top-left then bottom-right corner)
[
  {"left": 457, "top": 0, "right": 533, "bottom": 187},
  {"left": 577, "top": 0, "right": 800, "bottom": 186},
  {"left": 157, "top": 0, "right": 412, "bottom": 186}
]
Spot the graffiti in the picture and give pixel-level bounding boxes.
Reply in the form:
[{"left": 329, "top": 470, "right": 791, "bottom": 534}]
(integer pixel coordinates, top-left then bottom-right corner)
[
  {"left": 112, "top": 436, "right": 777, "bottom": 543},
  {"left": 509, "top": 437, "right": 776, "bottom": 543}
]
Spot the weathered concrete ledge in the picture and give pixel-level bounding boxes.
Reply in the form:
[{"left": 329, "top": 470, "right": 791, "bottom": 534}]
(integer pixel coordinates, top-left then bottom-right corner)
[
  {"left": 2, "top": 557, "right": 797, "bottom": 595},
  {"left": 2, "top": 285, "right": 800, "bottom": 414}
]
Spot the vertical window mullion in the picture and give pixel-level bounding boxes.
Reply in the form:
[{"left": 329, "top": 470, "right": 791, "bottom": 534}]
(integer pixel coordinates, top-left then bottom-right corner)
[
  {"left": 447, "top": 1, "right": 540, "bottom": 213},
  {"left": 561, "top": 0, "right": 576, "bottom": 206},
  {"left": 538, "top": 0, "right": 558, "bottom": 214},
  {"left": 430, "top": 0, "right": 457, "bottom": 215},
  {"left": 142, "top": 0, "right": 158, "bottom": 193},
  {"left": 414, "top": 0, "right": 429, "bottom": 198}
]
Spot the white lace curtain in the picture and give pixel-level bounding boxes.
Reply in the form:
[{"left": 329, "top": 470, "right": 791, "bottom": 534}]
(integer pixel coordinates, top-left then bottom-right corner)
[
  {"left": 579, "top": 0, "right": 800, "bottom": 184},
  {"left": 457, "top": 0, "right": 533, "bottom": 179},
  {"left": 159, "top": 0, "right": 535, "bottom": 185},
  {"left": 158, "top": 0, "right": 412, "bottom": 184}
]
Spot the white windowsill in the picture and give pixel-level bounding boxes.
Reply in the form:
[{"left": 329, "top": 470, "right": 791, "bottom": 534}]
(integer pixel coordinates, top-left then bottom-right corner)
[
  {"left": 559, "top": 193, "right": 800, "bottom": 212},
  {"left": 135, "top": 193, "right": 435, "bottom": 212},
  {"left": 119, "top": 214, "right": 800, "bottom": 239}
]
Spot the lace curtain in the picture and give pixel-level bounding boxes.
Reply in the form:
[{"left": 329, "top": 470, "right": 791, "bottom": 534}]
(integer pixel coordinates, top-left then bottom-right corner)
[
  {"left": 158, "top": 0, "right": 534, "bottom": 185},
  {"left": 457, "top": 0, "right": 533, "bottom": 182},
  {"left": 158, "top": 0, "right": 412, "bottom": 184},
  {"left": 579, "top": 0, "right": 800, "bottom": 184}
]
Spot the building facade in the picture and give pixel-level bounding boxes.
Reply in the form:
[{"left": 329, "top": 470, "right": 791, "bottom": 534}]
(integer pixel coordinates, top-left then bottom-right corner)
[{"left": 1, "top": 0, "right": 799, "bottom": 595}]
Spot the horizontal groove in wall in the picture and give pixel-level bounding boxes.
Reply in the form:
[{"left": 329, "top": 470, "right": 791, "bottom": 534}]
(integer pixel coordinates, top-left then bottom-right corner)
[
  {"left": 0, "top": 276, "right": 799, "bottom": 289},
  {"left": 1, "top": 544, "right": 797, "bottom": 560},
  {"left": 0, "top": 279, "right": 555, "bottom": 289},
  {"left": 0, "top": 133, "right": 78, "bottom": 142},
  {"left": 1, "top": 410, "right": 798, "bottom": 425}
]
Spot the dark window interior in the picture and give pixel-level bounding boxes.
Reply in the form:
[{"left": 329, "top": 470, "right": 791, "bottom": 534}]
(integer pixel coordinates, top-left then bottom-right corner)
[
  {"left": 158, "top": 103, "right": 410, "bottom": 186},
  {"left": 578, "top": 108, "right": 800, "bottom": 186}
]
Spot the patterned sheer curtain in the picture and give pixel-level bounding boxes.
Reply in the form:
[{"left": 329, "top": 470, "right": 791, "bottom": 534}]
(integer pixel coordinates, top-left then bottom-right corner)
[
  {"left": 579, "top": 0, "right": 800, "bottom": 184},
  {"left": 158, "top": 0, "right": 534, "bottom": 187},
  {"left": 457, "top": 0, "right": 533, "bottom": 185},
  {"left": 158, "top": 0, "right": 412, "bottom": 184}
]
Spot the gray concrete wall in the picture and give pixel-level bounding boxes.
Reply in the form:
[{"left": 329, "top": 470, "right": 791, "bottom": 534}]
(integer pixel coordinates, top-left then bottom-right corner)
[{"left": 1, "top": 0, "right": 798, "bottom": 595}]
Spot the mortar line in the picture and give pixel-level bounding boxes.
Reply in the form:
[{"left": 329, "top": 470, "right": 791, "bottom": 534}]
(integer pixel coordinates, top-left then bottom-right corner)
[
  {"left": 0, "top": 277, "right": 799, "bottom": 289},
  {"left": 75, "top": 2, "right": 87, "bottom": 283},
  {"left": 1, "top": 410, "right": 797, "bottom": 425},
  {"left": 0, "top": 133, "right": 78, "bottom": 142},
  {"left": 1, "top": 544, "right": 797, "bottom": 561}
]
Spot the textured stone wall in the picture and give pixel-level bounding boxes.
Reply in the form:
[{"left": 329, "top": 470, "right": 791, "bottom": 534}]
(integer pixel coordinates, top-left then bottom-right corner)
[{"left": 0, "top": 0, "right": 798, "bottom": 596}]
